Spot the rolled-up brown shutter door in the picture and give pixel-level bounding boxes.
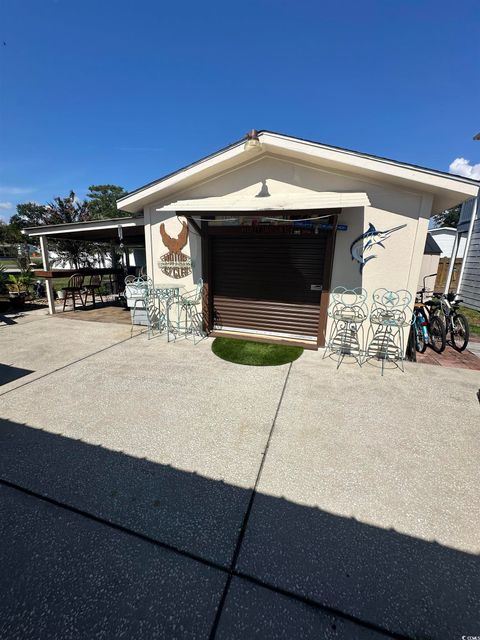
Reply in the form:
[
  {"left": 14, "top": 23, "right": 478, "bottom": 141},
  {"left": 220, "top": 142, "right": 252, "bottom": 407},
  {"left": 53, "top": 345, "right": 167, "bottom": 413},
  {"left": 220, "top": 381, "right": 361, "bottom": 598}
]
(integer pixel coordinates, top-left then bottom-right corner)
[{"left": 212, "top": 234, "right": 327, "bottom": 337}]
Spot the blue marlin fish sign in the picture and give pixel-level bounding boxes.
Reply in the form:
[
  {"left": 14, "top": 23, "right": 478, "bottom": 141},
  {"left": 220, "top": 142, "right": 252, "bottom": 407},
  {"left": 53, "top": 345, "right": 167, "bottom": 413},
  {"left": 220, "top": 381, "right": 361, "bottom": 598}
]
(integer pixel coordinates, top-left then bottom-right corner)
[{"left": 350, "top": 222, "right": 406, "bottom": 272}]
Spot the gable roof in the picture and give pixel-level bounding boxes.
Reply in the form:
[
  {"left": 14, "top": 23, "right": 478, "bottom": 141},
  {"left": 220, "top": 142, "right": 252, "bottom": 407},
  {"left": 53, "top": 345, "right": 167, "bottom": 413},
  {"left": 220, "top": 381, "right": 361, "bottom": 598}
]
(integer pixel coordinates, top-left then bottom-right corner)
[
  {"left": 117, "top": 130, "right": 480, "bottom": 215},
  {"left": 424, "top": 232, "right": 442, "bottom": 255}
]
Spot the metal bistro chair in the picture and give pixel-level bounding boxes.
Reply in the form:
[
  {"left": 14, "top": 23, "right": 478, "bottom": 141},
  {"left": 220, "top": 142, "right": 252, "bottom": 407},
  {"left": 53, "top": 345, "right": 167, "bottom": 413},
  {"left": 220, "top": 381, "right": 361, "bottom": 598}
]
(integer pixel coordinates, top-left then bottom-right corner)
[
  {"left": 166, "top": 279, "right": 204, "bottom": 344},
  {"left": 125, "top": 276, "right": 152, "bottom": 335},
  {"left": 324, "top": 287, "right": 368, "bottom": 368},
  {"left": 83, "top": 274, "right": 104, "bottom": 307},
  {"left": 61, "top": 273, "right": 85, "bottom": 311},
  {"left": 144, "top": 290, "right": 167, "bottom": 340},
  {"left": 365, "top": 288, "right": 413, "bottom": 375}
]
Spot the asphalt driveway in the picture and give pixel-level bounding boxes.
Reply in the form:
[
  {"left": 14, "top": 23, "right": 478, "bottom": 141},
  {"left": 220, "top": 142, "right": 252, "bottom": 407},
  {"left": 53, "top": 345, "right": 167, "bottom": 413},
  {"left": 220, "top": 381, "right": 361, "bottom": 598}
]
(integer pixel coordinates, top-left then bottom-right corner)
[{"left": 1, "top": 311, "right": 479, "bottom": 639}]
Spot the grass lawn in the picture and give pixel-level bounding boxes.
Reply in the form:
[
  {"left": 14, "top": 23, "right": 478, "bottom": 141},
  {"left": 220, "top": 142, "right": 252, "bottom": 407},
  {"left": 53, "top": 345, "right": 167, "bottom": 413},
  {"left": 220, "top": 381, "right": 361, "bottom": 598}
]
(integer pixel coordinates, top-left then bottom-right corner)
[
  {"left": 0, "top": 257, "right": 43, "bottom": 268},
  {"left": 212, "top": 337, "right": 303, "bottom": 366},
  {"left": 459, "top": 306, "right": 480, "bottom": 337}
]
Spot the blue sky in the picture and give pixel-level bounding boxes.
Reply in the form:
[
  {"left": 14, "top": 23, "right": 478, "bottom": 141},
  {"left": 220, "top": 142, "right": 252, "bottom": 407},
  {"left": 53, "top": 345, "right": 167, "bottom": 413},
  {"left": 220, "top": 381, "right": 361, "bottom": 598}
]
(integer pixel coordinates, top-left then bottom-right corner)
[{"left": 1, "top": 0, "right": 479, "bottom": 222}]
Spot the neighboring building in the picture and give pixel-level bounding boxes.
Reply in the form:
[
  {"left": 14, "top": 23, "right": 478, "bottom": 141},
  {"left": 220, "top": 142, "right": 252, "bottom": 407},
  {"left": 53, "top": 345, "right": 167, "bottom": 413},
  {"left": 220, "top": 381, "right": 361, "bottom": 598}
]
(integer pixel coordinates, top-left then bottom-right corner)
[
  {"left": 429, "top": 227, "right": 466, "bottom": 258},
  {"left": 24, "top": 131, "right": 479, "bottom": 347},
  {"left": 418, "top": 233, "right": 441, "bottom": 290},
  {"left": 453, "top": 197, "right": 480, "bottom": 311},
  {"left": 47, "top": 248, "right": 145, "bottom": 270}
]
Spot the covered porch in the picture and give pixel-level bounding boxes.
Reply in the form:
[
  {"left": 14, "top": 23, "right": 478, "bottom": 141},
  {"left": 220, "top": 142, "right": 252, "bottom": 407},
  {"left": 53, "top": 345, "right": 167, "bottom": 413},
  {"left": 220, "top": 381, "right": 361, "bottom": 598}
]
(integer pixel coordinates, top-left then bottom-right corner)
[{"left": 22, "top": 216, "right": 146, "bottom": 315}]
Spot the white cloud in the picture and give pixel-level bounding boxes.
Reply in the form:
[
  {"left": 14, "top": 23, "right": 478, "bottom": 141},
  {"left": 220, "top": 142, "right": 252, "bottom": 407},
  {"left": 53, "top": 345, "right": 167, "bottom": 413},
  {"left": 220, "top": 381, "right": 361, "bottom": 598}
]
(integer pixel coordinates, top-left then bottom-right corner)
[
  {"left": 449, "top": 157, "right": 480, "bottom": 180},
  {"left": 0, "top": 201, "right": 13, "bottom": 210}
]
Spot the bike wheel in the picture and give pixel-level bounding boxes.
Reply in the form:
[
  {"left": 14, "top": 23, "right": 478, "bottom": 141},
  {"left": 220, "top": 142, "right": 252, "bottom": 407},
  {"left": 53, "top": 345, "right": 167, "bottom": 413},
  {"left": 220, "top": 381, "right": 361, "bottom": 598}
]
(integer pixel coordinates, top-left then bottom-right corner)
[
  {"left": 415, "top": 316, "right": 427, "bottom": 353},
  {"left": 429, "top": 315, "right": 446, "bottom": 353},
  {"left": 450, "top": 313, "right": 469, "bottom": 351}
]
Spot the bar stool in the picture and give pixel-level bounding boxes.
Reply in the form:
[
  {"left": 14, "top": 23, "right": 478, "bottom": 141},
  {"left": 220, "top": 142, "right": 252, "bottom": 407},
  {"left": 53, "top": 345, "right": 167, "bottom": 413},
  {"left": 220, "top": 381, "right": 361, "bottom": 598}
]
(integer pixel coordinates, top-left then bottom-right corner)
[
  {"left": 324, "top": 287, "right": 368, "bottom": 367},
  {"left": 365, "top": 288, "right": 413, "bottom": 375},
  {"left": 166, "top": 279, "right": 204, "bottom": 344},
  {"left": 126, "top": 276, "right": 153, "bottom": 334}
]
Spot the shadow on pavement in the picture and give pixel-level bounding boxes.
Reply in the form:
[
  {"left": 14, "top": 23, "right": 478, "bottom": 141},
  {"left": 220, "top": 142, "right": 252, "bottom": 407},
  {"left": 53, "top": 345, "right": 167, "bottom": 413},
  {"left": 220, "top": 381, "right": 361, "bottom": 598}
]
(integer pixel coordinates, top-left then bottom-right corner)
[
  {"left": 0, "top": 364, "right": 34, "bottom": 386},
  {"left": 0, "top": 419, "right": 478, "bottom": 639}
]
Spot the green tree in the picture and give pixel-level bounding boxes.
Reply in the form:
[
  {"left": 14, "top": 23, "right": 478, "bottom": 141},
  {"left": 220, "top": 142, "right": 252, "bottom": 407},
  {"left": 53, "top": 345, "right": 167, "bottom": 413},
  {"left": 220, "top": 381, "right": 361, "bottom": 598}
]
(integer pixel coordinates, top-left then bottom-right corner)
[
  {"left": 44, "top": 191, "right": 103, "bottom": 269},
  {"left": 12, "top": 188, "right": 127, "bottom": 268},
  {"left": 10, "top": 202, "right": 49, "bottom": 230},
  {"left": 0, "top": 221, "right": 23, "bottom": 245},
  {"left": 432, "top": 205, "right": 461, "bottom": 228},
  {"left": 86, "top": 184, "right": 129, "bottom": 220},
  {"left": 12, "top": 192, "right": 106, "bottom": 269}
]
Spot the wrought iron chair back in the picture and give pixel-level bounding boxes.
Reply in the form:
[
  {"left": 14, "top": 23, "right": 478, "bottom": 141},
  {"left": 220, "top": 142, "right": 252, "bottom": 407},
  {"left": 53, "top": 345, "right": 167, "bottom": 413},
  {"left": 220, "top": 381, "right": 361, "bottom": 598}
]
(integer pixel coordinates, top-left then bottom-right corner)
[
  {"left": 126, "top": 276, "right": 154, "bottom": 335},
  {"left": 328, "top": 287, "right": 368, "bottom": 323},
  {"left": 144, "top": 291, "right": 166, "bottom": 340},
  {"left": 180, "top": 278, "right": 203, "bottom": 305},
  {"left": 324, "top": 286, "right": 369, "bottom": 367},
  {"left": 366, "top": 288, "right": 413, "bottom": 375},
  {"left": 369, "top": 288, "right": 412, "bottom": 328},
  {"left": 167, "top": 279, "right": 204, "bottom": 344}
]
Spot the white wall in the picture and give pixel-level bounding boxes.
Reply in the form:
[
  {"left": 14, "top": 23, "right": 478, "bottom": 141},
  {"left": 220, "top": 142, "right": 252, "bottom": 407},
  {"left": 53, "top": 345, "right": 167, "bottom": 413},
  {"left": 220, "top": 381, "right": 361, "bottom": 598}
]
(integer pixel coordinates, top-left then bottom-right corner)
[
  {"left": 418, "top": 254, "right": 441, "bottom": 290},
  {"left": 429, "top": 228, "right": 466, "bottom": 258},
  {"left": 144, "top": 155, "right": 433, "bottom": 347},
  {"left": 143, "top": 210, "right": 200, "bottom": 291}
]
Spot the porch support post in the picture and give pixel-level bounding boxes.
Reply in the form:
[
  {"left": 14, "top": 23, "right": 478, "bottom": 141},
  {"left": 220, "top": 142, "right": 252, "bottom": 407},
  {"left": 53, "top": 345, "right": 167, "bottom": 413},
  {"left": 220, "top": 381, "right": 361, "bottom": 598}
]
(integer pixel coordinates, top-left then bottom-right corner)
[
  {"left": 455, "top": 196, "right": 478, "bottom": 296},
  {"left": 39, "top": 235, "right": 55, "bottom": 315},
  {"left": 110, "top": 243, "right": 119, "bottom": 294},
  {"left": 317, "top": 214, "right": 338, "bottom": 347},
  {"left": 444, "top": 232, "right": 460, "bottom": 294}
]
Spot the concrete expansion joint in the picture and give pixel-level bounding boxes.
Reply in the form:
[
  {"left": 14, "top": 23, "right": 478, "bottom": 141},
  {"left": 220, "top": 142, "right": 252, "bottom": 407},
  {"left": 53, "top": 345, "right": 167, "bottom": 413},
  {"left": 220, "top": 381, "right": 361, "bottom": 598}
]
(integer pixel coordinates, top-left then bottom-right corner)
[
  {"left": 0, "top": 475, "right": 408, "bottom": 640},
  {"left": 0, "top": 332, "right": 142, "bottom": 398}
]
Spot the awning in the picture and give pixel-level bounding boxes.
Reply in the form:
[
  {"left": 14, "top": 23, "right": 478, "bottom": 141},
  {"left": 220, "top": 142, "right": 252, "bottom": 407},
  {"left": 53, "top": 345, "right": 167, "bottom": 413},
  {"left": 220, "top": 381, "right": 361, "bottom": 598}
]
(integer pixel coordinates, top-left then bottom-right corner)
[
  {"left": 156, "top": 191, "right": 370, "bottom": 212},
  {"left": 22, "top": 216, "right": 146, "bottom": 244}
]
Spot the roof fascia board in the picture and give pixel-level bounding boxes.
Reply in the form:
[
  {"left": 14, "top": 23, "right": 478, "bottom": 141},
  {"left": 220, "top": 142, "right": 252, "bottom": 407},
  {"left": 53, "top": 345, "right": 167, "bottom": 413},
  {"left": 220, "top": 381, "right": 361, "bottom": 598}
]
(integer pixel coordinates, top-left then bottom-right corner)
[
  {"left": 118, "top": 142, "right": 246, "bottom": 211},
  {"left": 260, "top": 133, "right": 479, "bottom": 196},
  {"left": 117, "top": 131, "right": 479, "bottom": 213},
  {"left": 22, "top": 217, "right": 145, "bottom": 237},
  {"left": 263, "top": 131, "right": 480, "bottom": 187}
]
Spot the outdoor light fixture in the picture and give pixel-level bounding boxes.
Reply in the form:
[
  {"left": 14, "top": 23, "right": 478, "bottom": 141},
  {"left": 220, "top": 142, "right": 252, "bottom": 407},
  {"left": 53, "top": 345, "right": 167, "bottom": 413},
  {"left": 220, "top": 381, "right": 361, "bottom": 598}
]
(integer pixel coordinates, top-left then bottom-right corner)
[{"left": 244, "top": 129, "right": 261, "bottom": 151}]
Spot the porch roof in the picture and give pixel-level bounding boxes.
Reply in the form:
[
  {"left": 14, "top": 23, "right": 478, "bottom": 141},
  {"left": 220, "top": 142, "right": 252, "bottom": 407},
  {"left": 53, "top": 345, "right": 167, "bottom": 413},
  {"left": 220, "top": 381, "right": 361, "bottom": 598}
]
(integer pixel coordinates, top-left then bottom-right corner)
[{"left": 22, "top": 216, "right": 146, "bottom": 244}]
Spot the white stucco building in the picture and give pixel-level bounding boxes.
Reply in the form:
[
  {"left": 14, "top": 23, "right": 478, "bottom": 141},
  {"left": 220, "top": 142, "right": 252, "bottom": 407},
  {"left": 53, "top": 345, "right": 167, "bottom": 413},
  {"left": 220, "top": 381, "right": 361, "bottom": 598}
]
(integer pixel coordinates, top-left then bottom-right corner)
[{"left": 24, "top": 131, "right": 479, "bottom": 348}]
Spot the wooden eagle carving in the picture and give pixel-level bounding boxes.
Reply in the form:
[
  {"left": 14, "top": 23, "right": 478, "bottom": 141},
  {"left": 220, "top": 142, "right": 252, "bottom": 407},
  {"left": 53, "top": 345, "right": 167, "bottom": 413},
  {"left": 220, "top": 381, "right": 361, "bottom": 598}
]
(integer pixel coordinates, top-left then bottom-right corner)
[{"left": 159, "top": 221, "right": 189, "bottom": 254}]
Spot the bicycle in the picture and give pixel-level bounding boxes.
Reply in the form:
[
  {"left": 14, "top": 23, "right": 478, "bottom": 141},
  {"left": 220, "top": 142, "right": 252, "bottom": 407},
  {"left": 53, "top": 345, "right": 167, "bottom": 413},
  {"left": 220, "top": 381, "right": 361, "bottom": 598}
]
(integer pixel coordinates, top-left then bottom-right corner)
[
  {"left": 427, "top": 291, "right": 470, "bottom": 352},
  {"left": 411, "top": 274, "right": 446, "bottom": 354}
]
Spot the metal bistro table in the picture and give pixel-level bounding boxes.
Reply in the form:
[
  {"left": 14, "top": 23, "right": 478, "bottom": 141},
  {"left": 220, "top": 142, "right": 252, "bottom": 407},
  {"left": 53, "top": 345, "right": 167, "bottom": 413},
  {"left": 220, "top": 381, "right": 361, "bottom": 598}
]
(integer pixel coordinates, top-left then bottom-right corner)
[
  {"left": 154, "top": 283, "right": 186, "bottom": 338},
  {"left": 153, "top": 282, "right": 186, "bottom": 312},
  {"left": 153, "top": 282, "right": 186, "bottom": 298}
]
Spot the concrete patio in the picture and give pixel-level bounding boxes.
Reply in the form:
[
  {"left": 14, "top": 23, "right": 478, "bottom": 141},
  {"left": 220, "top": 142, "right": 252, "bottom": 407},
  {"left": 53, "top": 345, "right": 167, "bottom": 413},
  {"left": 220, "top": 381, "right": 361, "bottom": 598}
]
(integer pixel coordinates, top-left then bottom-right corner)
[{"left": 1, "top": 310, "right": 479, "bottom": 639}]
